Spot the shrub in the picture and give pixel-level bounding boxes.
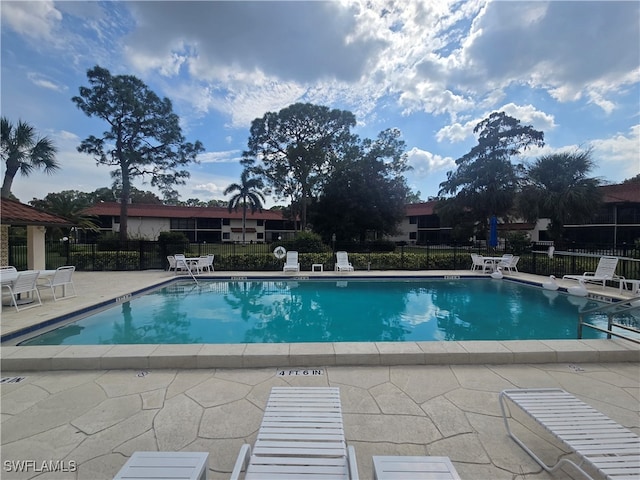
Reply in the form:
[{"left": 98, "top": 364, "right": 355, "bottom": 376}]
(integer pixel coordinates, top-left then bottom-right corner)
[
  {"left": 158, "top": 231, "right": 190, "bottom": 256},
  {"left": 281, "top": 231, "right": 329, "bottom": 253}
]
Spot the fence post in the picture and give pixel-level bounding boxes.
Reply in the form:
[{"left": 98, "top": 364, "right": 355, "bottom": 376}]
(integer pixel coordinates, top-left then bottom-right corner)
[{"left": 139, "top": 241, "right": 145, "bottom": 270}]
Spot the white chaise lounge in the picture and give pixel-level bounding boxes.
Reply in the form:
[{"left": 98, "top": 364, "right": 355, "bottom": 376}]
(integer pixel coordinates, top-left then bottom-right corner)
[
  {"left": 335, "top": 251, "right": 354, "bottom": 272},
  {"left": 499, "top": 388, "right": 640, "bottom": 480},
  {"left": 563, "top": 256, "right": 623, "bottom": 289},
  {"left": 283, "top": 251, "right": 300, "bottom": 272},
  {"left": 231, "top": 386, "right": 359, "bottom": 480}
]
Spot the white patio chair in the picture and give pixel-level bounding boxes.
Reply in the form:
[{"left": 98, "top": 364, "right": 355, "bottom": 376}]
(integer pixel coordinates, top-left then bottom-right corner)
[
  {"left": 167, "top": 255, "right": 177, "bottom": 273},
  {"left": 498, "top": 255, "right": 519, "bottom": 274},
  {"left": 193, "top": 256, "right": 213, "bottom": 275},
  {"left": 37, "top": 265, "right": 77, "bottom": 301},
  {"left": 3, "top": 271, "right": 42, "bottom": 311},
  {"left": 231, "top": 387, "right": 359, "bottom": 480},
  {"left": 470, "top": 253, "right": 492, "bottom": 273},
  {"left": 563, "top": 256, "right": 622, "bottom": 288},
  {"left": 335, "top": 251, "right": 354, "bottom": 272},
  {"left": 283, "top": 251, "right": 300, "bottom": 272}
]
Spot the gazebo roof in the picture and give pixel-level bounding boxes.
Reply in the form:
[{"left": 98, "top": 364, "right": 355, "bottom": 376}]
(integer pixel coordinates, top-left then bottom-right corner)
[{"left": 0, "top": 198, "right": 73, "bottom": 227}]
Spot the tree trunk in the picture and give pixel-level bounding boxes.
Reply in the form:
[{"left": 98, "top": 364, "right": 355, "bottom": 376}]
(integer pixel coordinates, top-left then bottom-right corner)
[{"left": 119, "top": 166, "right": 130, "bottom": 244}]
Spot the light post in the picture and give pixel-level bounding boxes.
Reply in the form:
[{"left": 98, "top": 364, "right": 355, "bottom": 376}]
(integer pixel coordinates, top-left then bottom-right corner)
[{"left": 331, "top": 233, "right": 336, "bottom": 252}]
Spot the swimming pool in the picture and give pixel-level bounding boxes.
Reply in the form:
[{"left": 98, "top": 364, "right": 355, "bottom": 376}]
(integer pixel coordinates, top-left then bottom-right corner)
[{"left": 19, "top": 278, "right": 611, "bottom": 345}]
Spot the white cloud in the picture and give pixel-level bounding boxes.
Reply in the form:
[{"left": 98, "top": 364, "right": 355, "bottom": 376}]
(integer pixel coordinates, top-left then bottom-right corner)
[
  {"left": 0, "top": 1, "right": 62, "bottom": 42},
  {"left": 590, "top": 125, "right": 640, "bottom": 181},
  {"left": 406, "top": 147, "right": 455, "bottom": 179},
  {"left": 436, "top": 103, "right": 556, "bottom": 143},
  {"left": 27, "top": 72, "right": 67, "bottom": 92},
  {"left": 198, "top": 150, "right": 242, "bottom": 164}
]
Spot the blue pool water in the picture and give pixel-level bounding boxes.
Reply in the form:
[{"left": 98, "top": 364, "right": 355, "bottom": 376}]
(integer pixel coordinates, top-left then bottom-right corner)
[{"left": 20, "top": 279, "right": 611, "bottom": 345}]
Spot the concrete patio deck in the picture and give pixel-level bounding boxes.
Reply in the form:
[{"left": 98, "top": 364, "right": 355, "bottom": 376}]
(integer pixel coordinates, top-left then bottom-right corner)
[{"left": 1, "top": 271, "right": 639, "bottom": 479}]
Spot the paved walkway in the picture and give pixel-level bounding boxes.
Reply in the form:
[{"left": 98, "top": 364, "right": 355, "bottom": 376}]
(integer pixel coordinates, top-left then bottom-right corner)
[
  {"left": 1, "top": 271, "right": 639, "bottom": 479},
  {"left": 2, "top": 363, "right": 638, "bottom": 479}
]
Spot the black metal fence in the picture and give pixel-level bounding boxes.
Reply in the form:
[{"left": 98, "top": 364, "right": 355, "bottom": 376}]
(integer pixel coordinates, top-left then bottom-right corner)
[{"left": 6, "top": 239, "right": 640, "bottom": 280}]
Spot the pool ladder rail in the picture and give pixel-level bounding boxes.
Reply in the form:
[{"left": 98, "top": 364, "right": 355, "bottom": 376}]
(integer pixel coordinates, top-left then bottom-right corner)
[{"left": 578, "top": 295, "right": 640, "bottom": 344}]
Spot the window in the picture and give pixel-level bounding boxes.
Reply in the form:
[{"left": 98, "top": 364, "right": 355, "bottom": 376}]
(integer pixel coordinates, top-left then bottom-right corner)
[
  {"left": 170, "top": 218, "right": 195, "bottom": 229},
  {"left": 257, "top": 219, "right": 264, "bottom": 226},
  {"left": 197, "top": 218, "right": 221, "bottom": 229},
  {"left": 409, "top": 216, "right": 417, "bottom": 224},
  {"left": 113, "top": 216, "right": 120, "bottom": 224},
  {"left": 409, "top": 232, "right": 417, "bottom": 240},
  {"left": 223, "top": 218, "right": 230, "bottom": 226},
  {"left": 222, "top": 232, "right": 230, "bottom": 240}
]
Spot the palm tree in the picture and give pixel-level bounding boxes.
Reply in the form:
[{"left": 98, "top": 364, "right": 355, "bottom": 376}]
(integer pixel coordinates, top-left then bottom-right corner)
[
  {"left": 518, "top": 150, "right": 601, "bottom": 246},
  {"left": 1, "top": 117, "right": 59, "bottom": 198},
  {"left": 224, "top": 169, "right": 266, "bottom": 243}
]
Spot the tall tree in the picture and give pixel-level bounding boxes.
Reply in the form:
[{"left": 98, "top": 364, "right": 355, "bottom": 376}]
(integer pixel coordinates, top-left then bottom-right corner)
[
  {"left": 518, "top": 150, "right": 601, "bottom": 245},
  {"left": 224, "top": 169, "right": 266, "bottom": 244},
  {"left": 242, "top": 102, "right": 356, "bottom": 230},
  {"left": 72, "top": 65, "right": 203, "bottom": 242},
  {"left": 438, "top": 111, "right": 545, "bottom": 238},
  {"left": 311, "top": 128, "right": 411, "bottom": 243},
  {"left": 1, "top": 117, "right": 59, "bottom": 198}
]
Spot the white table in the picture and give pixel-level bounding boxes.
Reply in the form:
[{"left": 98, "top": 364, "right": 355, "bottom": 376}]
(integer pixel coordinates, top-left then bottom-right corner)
[
  {"left": 312, "top": 263, "right": 323, "bottom": 272},
  {"left": 1, "top": 270, "right": 56, "bottom": 305},
  {"left": 114, "top": 452, "right": 209, "bottom": 480},
  {"left": 482, "top": 256, "right": 506, "bottom": 272}
]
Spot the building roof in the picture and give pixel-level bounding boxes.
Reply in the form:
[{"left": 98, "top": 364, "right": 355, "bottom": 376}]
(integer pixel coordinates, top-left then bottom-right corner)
[
  {"left": 405, "top": 201, "right": 437, "bottom": 216},
  {"left": 84, "top": 202, "right": 291, "bottom": 221},
  {"left": 0, "top": 198, "right": 73, "bottom": 227},
  {"left": 600, "top": 183, "right": 640, "bottom": 203}
]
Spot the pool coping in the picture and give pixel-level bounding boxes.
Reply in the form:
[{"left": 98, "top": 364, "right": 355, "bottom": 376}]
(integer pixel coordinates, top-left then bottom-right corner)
[{"left": 2, "top": 273, "right": 638, "bottom": 371}]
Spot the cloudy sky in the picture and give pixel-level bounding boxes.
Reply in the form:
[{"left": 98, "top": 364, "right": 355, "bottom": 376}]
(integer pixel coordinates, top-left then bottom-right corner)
[{"left": 1, "top": 0, "right": 638, "bottom": 207}]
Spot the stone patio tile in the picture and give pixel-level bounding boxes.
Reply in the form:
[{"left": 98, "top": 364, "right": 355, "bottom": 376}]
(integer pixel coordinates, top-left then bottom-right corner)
[
  {"left": 445, "top": 388, "right": 503, "bottom": 417},
  {"left": 344, "top": 413, "right": 441, "bottom": 444},
  {"left": 1, "top": 382, "right": 106, "bottom": 443},
  {"left": 420, "top": 395, "right": 473, "bottom": 437},
  {"left": 96, "top": 370, "right": 177, "bottom": 397},
  {"left": 141, "top": 389, "right": 166, "bottom": 410},
  {"left": 389, "top": 365, "right": 459, "bottom": 404},
  {"left": 79, "top": 453, "right": 132, "bottom": 480},
  {"left": 418, "top": 341, "right": 470, "bottom": 364},
  {"left": 289, "top": 342, "right": 336, "bottom": 366},
  {"left": 148, "top": 344, "right": 204, "bottom": 369},
  {"left": 100, "top": 344, "right": 158, "bottom": 370},
  {"left": 375, "top": 341, "right": 425, "bottom": 365},
  {"left": 369, "top": 382, "right": 424, "bottom": 415},
  {"left": 72, "top": 395, "right": 142, "bottom": 435},
  {"left": 0, "top": 424, "right": 86, "bottom": 469},
  {"left": 199, "top": 399, "right": 263, "bottom": 439},
  {"left": 450, "top": 364, "right": 515, "bottom": 392},
  {"left": 68, "top": 410, "right": 157, "bottom": 464},
  {"left": 186, "top": 377, "right": 251, "bottom": 408},
  {"left": 51, "top": 345, "right": 114, "bottom": 370},
  {"left": 166, "top": 370, "right": 214, "bottom": 399},
  {"left": 214, "top": 368, "right": 276, "bottom": 386},
  {"left": 459, "top": 341, "right": 514, "bottom": 363},
  {"left": 0, "top": 383, "right": 50, "bottom": 415},
  {"left": 487, "top": 364, "right": 562, "bottom": 389},
  {"left": 155, "top": 393, "right": 203, "bottom": 451},
  {"left": 328, "top": 366, "right": 389, "bottom": 389},
  {"left": 15, "top": 370, "right": 104, "bottom": 395},
  {"left": 242, "top": 343, "right": 289, "bottom": 368},
  {"left": 187, "top": 437, "right": 245, "bottom": 477},
  {"left": 336, "top": 384, "right": 381, "bottom": 414},
  {"left": 198, "top": 344, "right": 245, "bottom": 368},
  {"left": 579, "top": 339, "right": 640, "bottom": 362},
  {"left": 116, "top": 429, "right": 159, "bottom": 456},
  {"left": 333, "top": 342, "right": 380, "bottom": 365},
  {"left": 428, "top": 432, "right": 490, "bottom": 464}
]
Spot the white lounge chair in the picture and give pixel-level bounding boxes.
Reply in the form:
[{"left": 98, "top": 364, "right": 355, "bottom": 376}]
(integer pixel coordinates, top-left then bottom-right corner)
[
  {"left": 499, "top": 388, "right": 640, "bottom": 480},
  {"left": 283, "top": 251, "right": 300, "bottom": 272},
  {"left": 335, "top": 251, "right": 354, "bottom": 272},
  {"left": 563, "top": 256, "right": 622, "bottom": 288},
  {"left": 37, "top": 265, "right": 77, "bottom": 301},
  {"left": 231, "top": 387, "right": 359, "bottom": 480},
  {"left": 3, "top": 271, "right": 42, "bottom": 311},
  {"left": 470, "top": 253, "right": 492, "bottom": 273}
]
